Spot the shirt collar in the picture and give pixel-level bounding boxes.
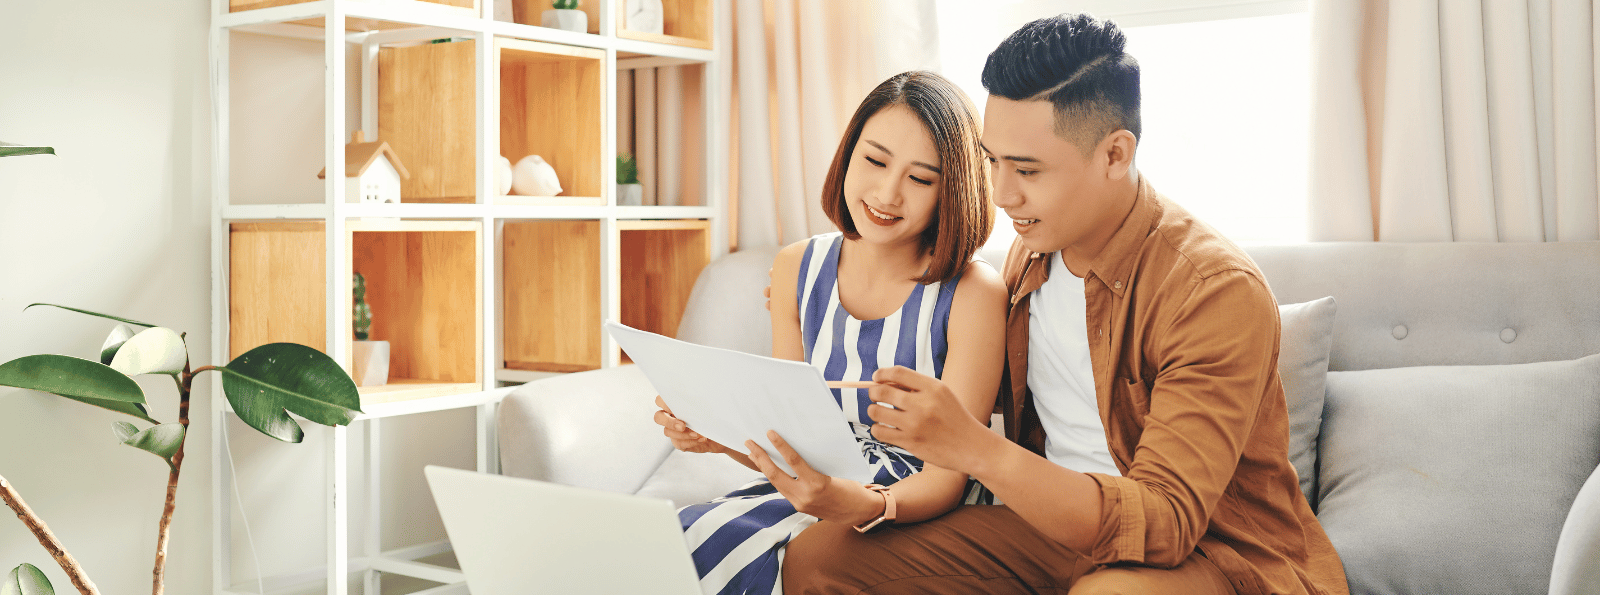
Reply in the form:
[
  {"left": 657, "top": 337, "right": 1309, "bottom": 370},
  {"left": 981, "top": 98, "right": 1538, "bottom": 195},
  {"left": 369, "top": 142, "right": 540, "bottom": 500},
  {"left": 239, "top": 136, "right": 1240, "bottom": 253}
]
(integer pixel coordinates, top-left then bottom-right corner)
[
  {"left": 1011, "top": 175, "right": 1160, "bottom": 301},
  {"left": 1083, "top": 175, "right": 1160, "bottom": 298}
]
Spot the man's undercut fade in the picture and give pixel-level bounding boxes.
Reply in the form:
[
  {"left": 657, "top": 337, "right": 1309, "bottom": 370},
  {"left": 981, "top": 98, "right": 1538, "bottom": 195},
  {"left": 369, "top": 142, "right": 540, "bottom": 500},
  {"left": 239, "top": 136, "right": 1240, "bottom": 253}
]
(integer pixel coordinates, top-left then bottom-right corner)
[{"left": 981, "top": 13, "right": 1141, "bottom": 156}]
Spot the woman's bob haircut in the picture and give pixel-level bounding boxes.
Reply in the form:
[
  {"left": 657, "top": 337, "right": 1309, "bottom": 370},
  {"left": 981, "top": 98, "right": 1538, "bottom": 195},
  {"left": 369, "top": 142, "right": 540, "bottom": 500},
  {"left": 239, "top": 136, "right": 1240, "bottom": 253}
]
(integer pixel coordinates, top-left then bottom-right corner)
[{"left": 821, "top": 70, "right": 993, "bottom": 284}]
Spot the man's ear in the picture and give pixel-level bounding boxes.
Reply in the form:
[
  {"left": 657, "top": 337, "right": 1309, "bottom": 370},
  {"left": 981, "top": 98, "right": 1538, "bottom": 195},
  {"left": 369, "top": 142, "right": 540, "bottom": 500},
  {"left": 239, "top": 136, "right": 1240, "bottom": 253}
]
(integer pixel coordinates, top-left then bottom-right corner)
[{"left": 1099, "top": 130, "right": 1137, "bottom": 181}]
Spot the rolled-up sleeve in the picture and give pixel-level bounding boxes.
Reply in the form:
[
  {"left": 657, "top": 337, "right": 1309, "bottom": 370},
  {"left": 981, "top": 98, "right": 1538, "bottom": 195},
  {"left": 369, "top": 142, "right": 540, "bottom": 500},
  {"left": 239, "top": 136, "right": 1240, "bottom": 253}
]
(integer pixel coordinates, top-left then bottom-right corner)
[{"left": 1083, "top": 269, "right": 1280, "bottom": 568}]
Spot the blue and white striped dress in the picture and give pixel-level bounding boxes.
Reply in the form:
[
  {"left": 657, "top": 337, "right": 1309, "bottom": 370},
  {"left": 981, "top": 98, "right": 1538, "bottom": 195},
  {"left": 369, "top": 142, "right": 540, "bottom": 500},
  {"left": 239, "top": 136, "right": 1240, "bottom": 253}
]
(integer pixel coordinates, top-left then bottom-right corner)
[{"left": 677, "top": 232, "right": 962, "bottom": 595}]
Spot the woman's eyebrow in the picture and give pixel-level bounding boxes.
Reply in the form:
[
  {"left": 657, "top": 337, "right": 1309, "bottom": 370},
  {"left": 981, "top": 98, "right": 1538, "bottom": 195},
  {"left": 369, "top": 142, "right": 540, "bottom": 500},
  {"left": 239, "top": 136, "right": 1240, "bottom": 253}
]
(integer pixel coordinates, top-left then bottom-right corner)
[{"left": 865, "top": 139, "right": 941, "bottom": 173}]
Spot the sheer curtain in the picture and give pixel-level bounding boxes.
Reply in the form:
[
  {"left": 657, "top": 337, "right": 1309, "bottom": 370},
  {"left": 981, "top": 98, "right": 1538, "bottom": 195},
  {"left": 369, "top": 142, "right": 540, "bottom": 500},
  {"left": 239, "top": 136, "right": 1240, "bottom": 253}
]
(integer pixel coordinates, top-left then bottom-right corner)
[
  {"left": 1309, "top": 0, "right": 1600, "bottom": 242},
  {"left": 723, "top": 0, "right": 941, "bottom": 249}
]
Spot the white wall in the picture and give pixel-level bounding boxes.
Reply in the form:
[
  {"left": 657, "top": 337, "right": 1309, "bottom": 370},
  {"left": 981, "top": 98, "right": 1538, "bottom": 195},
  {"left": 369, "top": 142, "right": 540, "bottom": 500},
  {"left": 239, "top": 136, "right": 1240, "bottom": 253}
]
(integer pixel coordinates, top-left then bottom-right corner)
[
  {"left": 0, "top": 0, "right": 214, "bottom": 593},
  {"left": 1, "top": 3, "right": 476, "bottom": 593}
]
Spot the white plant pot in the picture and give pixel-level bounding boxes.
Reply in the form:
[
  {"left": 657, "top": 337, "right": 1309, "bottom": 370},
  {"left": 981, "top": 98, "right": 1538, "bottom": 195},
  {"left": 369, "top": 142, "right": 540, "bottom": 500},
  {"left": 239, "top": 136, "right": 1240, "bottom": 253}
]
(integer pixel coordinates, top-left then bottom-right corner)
[
  {"left": 542, "top": 9, "right": 588, "bottom": 33},
  {"left": 617, "top": 183, "right": 643, "bottom": 206},
  {"left": 352, "top": 340, "right": 390, "bottom": 388}
]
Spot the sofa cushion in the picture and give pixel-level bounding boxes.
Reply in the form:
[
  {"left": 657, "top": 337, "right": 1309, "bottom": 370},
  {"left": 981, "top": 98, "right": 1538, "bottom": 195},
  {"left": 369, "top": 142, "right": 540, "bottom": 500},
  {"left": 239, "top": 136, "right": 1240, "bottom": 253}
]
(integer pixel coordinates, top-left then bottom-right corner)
[
  {"left": 1551, "top": 460, "right": 1600, "bottom": 594},
  {"left": 1278, "top": 296, "right": 1336, "bottom": 509},
  {"left": 1317, "top": 353, "right": 1600, "bottom": 595}
]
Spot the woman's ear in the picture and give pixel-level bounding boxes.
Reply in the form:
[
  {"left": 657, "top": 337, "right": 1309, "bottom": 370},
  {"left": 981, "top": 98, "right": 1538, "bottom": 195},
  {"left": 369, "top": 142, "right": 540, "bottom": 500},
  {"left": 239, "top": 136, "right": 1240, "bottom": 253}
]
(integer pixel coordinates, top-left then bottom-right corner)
[{"left": 1100, "top": 130, "right": 1137, "bottom": 181}]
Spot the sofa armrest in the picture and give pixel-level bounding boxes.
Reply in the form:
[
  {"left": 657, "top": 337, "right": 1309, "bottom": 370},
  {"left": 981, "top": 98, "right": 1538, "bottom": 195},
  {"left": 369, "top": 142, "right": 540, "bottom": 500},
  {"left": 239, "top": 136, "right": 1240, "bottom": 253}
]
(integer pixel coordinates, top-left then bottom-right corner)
[
  {"left": 1551, "top": 462, "right": 1600, "bottom": 594},
  {"left": 497, "top": 366, "right": 673, "bottom": 495}
]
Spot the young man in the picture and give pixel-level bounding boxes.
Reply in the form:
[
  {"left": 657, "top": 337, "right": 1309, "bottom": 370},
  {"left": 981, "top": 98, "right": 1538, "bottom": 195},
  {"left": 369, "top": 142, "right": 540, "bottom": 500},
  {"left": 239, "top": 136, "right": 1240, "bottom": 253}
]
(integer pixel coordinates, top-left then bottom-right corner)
[{"left": 779, "top": 14, "right": 1349, "bottom": 594}]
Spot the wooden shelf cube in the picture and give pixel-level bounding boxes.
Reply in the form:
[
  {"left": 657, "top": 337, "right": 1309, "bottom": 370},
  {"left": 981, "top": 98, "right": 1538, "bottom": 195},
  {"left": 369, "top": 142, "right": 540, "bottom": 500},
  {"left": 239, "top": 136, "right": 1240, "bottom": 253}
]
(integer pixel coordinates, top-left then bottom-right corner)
[
  {"left": 378, "top": 38, "right": 478, "bottom": 204},
  {"left": 498, "top": 38, "right": 606, "bottom": 206},
  {"left": 615, "top": 0, "right": 713, "bottom": 50},
  {"left": 616, "top": 60, "right": 705, "bottom": 207},
  {"left": 230, "top": 0, "right": 476, "bottom": 14},
  {"left": 508, "top": 0, "right": 602, "bottom": 34},
  {"left": 229, "top": 221, "right": 328, "bottom": 358},
  {"left": 619, "top": 219, "right": 710, "bottom": 361},
  {"left": 502, "top": 220, "right": 603, "bottom": 373},
  {"left": 227, "top": 220, "right": 483, "bottom": 405},
  {"left": 347, "top": 220, "right": 483, "bottom": 403}
]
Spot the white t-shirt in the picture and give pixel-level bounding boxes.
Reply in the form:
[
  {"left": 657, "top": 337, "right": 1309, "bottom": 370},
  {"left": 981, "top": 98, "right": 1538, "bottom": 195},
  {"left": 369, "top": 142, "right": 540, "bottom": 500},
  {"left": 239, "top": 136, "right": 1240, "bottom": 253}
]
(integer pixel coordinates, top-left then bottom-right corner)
[{"left": 1027, "top": 252, "right": 1121, "bottom": 476}]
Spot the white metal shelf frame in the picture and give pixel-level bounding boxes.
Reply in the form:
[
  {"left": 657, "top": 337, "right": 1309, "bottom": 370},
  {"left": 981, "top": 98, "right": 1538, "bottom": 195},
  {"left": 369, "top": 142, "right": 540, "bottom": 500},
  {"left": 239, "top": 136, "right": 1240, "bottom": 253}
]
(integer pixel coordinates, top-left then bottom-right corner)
[{"left": 210, "top": 0, "right": 729, "bottom": 592}]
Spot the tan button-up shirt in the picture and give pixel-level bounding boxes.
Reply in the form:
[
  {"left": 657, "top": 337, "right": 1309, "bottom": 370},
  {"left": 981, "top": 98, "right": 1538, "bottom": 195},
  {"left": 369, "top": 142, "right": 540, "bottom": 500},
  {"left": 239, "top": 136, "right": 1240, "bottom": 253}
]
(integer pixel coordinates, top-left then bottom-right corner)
[{"left": 999, "top": 177, "right": 1348, "bottom": 595}]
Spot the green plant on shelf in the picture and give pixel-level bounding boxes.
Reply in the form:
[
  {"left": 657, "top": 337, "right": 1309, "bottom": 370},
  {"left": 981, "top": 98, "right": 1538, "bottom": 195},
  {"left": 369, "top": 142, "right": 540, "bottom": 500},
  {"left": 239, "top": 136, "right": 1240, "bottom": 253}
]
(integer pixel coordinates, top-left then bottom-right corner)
[
  {"left": 354, "top": 272, "right": 373, "bottom": 341},
  {"left": 553, "top": 0, "right": 579, "bottom": 9},
  {"left": 617, "top": 153, "right": 640, "bottom": 185},
  {"left": 0, "top": 286, "right": 361, "bottom": 594}
]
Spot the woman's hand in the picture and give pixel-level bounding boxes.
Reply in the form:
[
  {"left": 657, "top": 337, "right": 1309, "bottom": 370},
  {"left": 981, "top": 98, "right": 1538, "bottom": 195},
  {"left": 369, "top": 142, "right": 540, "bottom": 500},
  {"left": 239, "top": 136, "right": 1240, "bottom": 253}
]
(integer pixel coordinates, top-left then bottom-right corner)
[
  {"left": 745, "top": 430, "right": 885, "bottom": 526},
  {"left": 653, "top": 396, "right": 731, "bottom": 454}
]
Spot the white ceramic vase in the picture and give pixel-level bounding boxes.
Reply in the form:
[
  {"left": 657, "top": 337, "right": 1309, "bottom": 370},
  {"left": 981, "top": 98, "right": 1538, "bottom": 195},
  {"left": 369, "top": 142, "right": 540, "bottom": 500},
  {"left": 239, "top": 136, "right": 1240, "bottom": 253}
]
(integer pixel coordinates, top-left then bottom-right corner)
[
  {"left": 352, "top": 340, "right": 390, "bottom": 388},
  {"left": 542, "top": 9, "right": 587, "bottom": 33},
  {"left": 617, "top": 183, "right": 643, "bottom": 206}
]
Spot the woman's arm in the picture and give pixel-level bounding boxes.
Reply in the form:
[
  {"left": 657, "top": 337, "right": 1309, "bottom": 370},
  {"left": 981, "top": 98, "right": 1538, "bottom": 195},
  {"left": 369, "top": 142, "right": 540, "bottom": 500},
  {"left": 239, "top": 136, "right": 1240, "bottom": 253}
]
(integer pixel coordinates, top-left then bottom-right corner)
[{"left": 873, "top": 260, "right": 1008, "bottom": 523}]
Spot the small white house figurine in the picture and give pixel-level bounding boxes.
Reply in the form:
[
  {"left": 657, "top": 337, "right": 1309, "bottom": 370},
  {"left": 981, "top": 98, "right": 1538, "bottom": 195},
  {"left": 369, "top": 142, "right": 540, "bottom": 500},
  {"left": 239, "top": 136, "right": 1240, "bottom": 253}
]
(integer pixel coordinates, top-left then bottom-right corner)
[{"left": 317, "top": 130, "right": 410, "bottom": 204}]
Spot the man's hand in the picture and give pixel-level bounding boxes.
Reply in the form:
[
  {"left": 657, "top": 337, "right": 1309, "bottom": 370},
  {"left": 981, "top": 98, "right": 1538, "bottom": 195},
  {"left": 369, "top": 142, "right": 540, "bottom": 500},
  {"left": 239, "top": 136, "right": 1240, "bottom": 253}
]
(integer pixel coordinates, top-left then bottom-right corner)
[
  {"left": 866, "top": 366, "right": 992, "bottom": 474},
  {"left": 653, "top": 396, "right": 731, "bottom": 454},
  {"left": 745, "top": 430, "right": 883, "bottom": 526}
]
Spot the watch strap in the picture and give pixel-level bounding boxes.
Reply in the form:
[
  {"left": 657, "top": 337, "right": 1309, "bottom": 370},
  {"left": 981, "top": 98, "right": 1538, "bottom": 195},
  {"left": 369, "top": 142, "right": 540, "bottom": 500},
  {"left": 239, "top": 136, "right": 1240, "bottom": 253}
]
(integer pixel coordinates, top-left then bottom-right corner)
[{"left": 853, "top": 484, "right": 895, "bottom": 533}]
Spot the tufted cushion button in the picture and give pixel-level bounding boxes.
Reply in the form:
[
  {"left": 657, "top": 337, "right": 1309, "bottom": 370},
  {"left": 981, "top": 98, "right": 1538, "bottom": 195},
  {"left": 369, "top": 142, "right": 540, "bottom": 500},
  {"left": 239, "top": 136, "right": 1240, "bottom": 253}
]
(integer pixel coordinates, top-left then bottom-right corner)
[
  {"left": 1500, "top": 328, "right": 1517, "bottom": 343},
  {"left": 1392, "top": 324, "right": 1408, "bottom": 340}
]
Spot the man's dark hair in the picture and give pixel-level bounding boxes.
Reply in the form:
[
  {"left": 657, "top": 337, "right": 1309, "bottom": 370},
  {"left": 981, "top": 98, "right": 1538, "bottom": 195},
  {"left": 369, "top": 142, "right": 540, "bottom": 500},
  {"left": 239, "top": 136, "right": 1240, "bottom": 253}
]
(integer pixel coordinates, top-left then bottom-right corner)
[{"left": 981, "top": 13, "right": 1141, "bottom": 155}]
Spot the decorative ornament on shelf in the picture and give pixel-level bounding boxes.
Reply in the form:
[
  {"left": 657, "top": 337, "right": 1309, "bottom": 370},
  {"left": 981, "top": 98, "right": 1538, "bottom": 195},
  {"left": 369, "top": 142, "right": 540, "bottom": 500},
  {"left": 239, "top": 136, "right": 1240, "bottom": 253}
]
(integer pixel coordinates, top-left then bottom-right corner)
[
  {"left": 616, "top": 153, "right": 642, "bottom": 206},
  {"left": 542, "top": 0, "right": 588, "bottom": 33},
  {"left": 351, "top": 272, "right": 390, "bottom": 388},
  {"left": 511, "top": 154, "right": 563, "bottom": 196},
  {"left": 316, "top": 130, "right": 410, "bottom": 205},
  {"left": 623, "top": 0, "right": 664, "bottom": 35},
  {"left": 496, "top": 154, "right": 514, "bottom": 196}
]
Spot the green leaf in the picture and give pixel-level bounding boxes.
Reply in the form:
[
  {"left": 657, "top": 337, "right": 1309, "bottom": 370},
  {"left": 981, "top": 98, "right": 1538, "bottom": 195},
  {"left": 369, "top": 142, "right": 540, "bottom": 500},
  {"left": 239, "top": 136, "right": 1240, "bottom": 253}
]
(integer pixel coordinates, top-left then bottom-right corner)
[
  {"left": 113, "top": 421, "right": 185, "bottom": 467},
  {"left": 0, "top": 143, "right": 55, "bottom": 158},
  {"left": 2, "top": 563, "right": 54, "bottom": 595},
  {"left": 219, "top": 343, "right": 362, "bottom": 443},
  {"left": 100, "top": 324, "right": 137, "bottom": 365},
  {"left": 24, "top": 303, "right": 154, "bottom": 328},
  {"left": 0, "top": 354, "right": 157, "bottom": 424},
  {"left": 108, "top": 327, "right": 186, "bottom": 377},
  {"left": 112, "top": 420, "right": 139, "bottom": 443}
]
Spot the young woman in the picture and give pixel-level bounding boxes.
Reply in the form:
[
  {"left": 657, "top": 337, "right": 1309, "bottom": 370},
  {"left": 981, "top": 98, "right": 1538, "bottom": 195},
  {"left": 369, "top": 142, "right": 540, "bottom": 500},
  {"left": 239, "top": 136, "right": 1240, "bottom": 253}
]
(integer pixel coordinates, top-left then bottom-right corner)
[{"left": 652, "top": 70, "right": 1006, "bottom": 595}]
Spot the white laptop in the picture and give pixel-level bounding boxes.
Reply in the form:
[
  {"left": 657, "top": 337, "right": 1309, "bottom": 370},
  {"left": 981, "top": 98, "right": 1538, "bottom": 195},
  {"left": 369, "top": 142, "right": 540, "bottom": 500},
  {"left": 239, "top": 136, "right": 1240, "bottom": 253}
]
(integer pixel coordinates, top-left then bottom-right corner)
[{"left": 425, "top": 465, "right": 702, "bottom": 595}]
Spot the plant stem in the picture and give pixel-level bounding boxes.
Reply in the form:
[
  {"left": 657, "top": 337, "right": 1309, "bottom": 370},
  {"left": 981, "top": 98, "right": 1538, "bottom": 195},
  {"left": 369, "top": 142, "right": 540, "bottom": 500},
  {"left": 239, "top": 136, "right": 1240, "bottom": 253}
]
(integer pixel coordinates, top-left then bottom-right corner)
[
  {"left": 151, "top": 361, "right": 195, "bottom": 595},
  {"left": 0, "top": 474, "right": 102, "bottom": 595}
]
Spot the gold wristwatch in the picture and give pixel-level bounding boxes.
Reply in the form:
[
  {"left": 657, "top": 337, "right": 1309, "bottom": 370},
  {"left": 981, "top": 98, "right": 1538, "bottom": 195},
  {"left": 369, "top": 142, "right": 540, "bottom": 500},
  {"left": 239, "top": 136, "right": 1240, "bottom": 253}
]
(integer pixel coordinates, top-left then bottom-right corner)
[{"left": 853, "top": 484, "right": 896, "bottom": 533}]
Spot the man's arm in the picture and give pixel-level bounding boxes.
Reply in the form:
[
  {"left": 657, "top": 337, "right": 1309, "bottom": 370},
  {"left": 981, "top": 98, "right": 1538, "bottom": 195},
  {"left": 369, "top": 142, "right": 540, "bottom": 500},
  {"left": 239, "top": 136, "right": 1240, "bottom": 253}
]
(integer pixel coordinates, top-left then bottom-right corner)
[{"left": 872, "top": 270, "right": 1280, "bottom": 566}]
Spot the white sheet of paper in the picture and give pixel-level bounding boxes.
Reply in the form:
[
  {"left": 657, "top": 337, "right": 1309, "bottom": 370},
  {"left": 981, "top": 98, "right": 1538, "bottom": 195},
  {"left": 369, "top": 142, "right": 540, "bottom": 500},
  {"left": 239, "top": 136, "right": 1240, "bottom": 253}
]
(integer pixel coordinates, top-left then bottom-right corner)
[{"left": 605, "top": 321, "right": 876, "bottom": 484}]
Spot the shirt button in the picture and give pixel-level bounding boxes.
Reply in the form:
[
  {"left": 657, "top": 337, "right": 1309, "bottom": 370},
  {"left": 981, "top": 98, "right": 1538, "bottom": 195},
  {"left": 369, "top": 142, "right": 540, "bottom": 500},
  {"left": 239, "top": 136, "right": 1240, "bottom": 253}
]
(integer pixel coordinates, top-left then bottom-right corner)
[{"left": 1113, "top": 280, "right": 1122, "bottom": 289}]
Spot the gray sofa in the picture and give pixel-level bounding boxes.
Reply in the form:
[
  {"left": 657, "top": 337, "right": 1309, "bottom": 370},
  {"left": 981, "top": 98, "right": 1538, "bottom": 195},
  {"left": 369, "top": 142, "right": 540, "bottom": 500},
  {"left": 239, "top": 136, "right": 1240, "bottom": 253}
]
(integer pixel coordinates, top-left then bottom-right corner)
[{"left": 496, "top": 241, "right": 1600, "bottom": 595}]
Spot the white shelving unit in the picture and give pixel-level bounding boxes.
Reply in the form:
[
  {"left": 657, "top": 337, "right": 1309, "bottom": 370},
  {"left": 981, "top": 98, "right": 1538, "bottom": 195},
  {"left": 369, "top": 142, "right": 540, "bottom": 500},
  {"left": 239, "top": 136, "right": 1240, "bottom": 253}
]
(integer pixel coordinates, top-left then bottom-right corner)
[{"left": 208, "top": 0, "right": 729, "bottom": 592}]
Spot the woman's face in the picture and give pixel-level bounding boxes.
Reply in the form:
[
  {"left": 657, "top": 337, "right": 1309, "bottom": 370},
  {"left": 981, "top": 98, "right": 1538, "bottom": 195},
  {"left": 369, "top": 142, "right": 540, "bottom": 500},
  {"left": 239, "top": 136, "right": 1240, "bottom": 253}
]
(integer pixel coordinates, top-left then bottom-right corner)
[{"left": 842, "top": 104, "right": 943, "bottom": 248}]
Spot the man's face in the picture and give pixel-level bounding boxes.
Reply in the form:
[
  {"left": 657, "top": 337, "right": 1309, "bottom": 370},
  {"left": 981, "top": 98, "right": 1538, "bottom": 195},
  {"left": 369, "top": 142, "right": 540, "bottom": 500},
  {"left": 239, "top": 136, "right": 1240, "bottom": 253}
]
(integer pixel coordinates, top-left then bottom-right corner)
[{"left": 982, "top": 97, "right": 1117, "bottom": 255}]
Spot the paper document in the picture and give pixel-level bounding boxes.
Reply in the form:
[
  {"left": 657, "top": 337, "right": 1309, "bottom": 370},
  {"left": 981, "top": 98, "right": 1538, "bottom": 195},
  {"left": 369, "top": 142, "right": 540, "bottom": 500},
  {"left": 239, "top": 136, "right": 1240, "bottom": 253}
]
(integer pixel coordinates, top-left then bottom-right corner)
[{"left": 605, "top": 321, "right": 877, "bottom": 484}]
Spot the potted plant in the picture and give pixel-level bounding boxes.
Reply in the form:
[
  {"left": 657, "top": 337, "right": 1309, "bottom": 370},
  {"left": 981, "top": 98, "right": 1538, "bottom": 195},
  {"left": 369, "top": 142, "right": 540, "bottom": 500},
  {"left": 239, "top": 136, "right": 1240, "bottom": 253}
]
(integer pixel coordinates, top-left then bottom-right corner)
[
  {"left": 541, "top": 0, "right": 587, "bottom": 33},
  {"left": 2, "top": 130, "right": 360, "bottom": 595},
  {"left": 617, "top": 153, "right": 642, "bottom": 206},
  {"left": 351, "top": 272, "right": 390, "bottom": 388}
]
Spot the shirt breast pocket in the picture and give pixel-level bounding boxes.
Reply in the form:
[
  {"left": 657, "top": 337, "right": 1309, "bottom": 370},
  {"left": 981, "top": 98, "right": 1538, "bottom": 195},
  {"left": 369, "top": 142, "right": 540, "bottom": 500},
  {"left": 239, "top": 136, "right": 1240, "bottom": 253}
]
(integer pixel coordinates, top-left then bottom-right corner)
[{"left": 1113, "top": 375, "right": 1150, "bottom": 417}]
